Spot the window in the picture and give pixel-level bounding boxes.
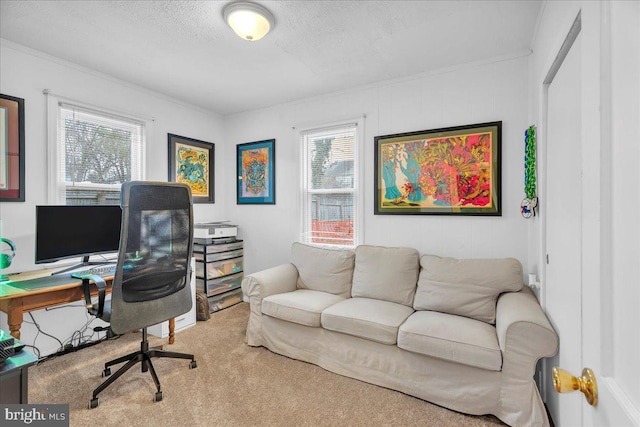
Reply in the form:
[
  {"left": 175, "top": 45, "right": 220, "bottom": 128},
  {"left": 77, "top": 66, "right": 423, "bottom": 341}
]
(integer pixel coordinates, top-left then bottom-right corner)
[
  {"left": 300, "top": 121, "right": 362, "bottom": 247},
  {"left": 49, "top": 101, "right": 146, "bottom": 205}
]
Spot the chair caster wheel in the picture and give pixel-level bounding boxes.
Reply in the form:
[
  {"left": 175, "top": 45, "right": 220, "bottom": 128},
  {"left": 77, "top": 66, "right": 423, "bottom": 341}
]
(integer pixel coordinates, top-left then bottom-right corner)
[
  {"left": 189, "top": 360, "right": 197, "bottom": 369},
  {"left": 89, "top": 398, "right": 99, "bottom": 409},
  {"left": 102, "top": 368, "right": 111, "bottom": 377},
  {"left": 154, "top": 391, "right": 163, "bottom": 402}
]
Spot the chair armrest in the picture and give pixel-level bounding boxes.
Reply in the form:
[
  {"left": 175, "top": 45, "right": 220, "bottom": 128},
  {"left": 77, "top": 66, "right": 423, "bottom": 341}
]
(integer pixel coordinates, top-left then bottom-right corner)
[
  {"left": 78, "top": 275, "right": 108, "bottom": 318},
  {"left": 241, "top": 263, "right": 298, "bottom": 302},
  {"left": 496, "top": 286, "right": 559, "bottom": 363}
]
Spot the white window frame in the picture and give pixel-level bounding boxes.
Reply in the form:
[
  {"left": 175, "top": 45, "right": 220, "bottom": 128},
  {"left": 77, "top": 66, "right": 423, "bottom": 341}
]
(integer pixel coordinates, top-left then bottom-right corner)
[
  {"left": 46, "top": 93, "right": 148, "bottom": 204},
  {"left": 298, "top": 117, "right": 364, "bottom": 248}
]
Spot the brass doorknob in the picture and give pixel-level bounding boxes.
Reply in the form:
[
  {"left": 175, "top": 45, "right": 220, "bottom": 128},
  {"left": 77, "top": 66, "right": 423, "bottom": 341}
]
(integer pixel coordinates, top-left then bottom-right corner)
[{"left": 552, "top": 367, "right": 598, "bottom": 406}]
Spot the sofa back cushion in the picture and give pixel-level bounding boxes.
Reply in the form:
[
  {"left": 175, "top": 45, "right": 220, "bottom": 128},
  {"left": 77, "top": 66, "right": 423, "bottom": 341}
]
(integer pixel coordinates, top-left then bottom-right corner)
[
  {"left": 291, "top": 242, "right": 355, "bottom": 298},
  {"left": 351, "top": 245, "right": 420, "bottom": 306},
  {"left": 414, "top": 255, "right": 523, "bottom": 324}
]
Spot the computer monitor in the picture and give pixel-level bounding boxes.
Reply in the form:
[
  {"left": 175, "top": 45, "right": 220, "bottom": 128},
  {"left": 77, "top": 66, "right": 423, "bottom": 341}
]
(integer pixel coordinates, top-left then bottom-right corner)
[{"left": 35, "top": 205, "right": 122, "bottom": 272}]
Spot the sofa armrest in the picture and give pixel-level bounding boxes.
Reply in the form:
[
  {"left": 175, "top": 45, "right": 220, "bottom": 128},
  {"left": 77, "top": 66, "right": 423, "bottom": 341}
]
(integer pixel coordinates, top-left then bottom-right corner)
[
  {"left": 496, "top": 286, "right": 558, "bottom": 359},
  {"left": 241, "top": 263, "right": 298, "bottom": 347},
  {"left": 495, "top": 286, "right": 558, "bottom": 426},
  {"left": 496, "top": 287, "right": 558, "bottom": 426},
  {"left": 241, "top": 263, "right": 298, "bottom": 301}
]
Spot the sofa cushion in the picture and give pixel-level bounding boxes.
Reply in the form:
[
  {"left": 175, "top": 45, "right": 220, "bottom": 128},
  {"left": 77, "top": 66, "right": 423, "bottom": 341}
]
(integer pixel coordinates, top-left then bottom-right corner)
[
  {"left": 291, "top": 242, "right": 355, "bottom": 298},
  {"left": 398, "top": 310, "right": 502, "bottom": 371},
  {"left": 351, "top": 245, "right": 420, "bottom": 306},
  {"left": 414, "top": 255, "right": 523, "bottom": 324},
  {"left": 321, "top": 297, "right": 414, "bottom": 345},
  {"left": 262, "top": 290, "right": 344, "bottom": 327}
]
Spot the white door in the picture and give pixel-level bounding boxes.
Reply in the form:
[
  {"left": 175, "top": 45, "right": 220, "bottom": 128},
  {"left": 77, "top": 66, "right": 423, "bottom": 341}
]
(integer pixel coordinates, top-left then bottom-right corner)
[
  {"left": 544, "top": 3, "right": 640, "bottom": 426},
  {"left": 582, "top": 1, "right": 640, "bottom": 426},
  {"left": 545, "top": 27, "right": 583, "bottom": 427}
]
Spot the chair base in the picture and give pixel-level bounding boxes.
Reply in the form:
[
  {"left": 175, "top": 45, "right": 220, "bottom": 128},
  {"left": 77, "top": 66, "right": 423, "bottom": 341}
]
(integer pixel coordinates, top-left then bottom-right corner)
[{"left": 89, "top": 328, "right": 196, "bottom": 409}]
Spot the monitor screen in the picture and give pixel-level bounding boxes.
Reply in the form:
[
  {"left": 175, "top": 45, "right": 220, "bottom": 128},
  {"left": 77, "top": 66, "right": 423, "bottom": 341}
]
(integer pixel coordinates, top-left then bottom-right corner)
[{"left": 35, "top": 205, "right": 122, "bottom": 264}]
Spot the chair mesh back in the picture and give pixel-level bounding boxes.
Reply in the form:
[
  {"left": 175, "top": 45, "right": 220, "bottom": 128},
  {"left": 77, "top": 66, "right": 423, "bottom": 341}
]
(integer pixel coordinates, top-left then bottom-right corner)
[
  {"left": 109, "top": 181, "right": 194, "bottom": 334},
  {"left": 121, "top": 184, "right": 191, "bottom": 302}
]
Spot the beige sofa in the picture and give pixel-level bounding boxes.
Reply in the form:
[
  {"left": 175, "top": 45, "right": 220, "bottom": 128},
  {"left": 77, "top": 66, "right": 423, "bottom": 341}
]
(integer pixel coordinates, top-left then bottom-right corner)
[{"left": 242, "top": 243, "right": 558, "bottom": 426}]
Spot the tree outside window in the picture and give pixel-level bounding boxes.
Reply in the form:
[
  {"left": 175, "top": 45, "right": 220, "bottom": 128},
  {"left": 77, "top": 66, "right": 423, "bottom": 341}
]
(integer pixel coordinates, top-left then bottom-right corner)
[{"left": 58, "top": 104, "right": 144, "bottom": 205}]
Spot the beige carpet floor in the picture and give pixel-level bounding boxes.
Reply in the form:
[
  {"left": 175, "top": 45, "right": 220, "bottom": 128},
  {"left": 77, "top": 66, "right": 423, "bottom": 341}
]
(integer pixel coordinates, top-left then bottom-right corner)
[{"left": 29, "top": 302, "right": 506, "bottom": 426}]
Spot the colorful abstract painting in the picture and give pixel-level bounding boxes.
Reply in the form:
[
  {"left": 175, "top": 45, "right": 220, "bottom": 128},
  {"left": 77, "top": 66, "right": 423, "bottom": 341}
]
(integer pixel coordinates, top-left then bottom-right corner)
[
  {"left": 168, "top": 134, "right": 214, "bottom": 203},
  {"left": 237, "top": 139, "right": 275, "bottom": 204},
  {"left": 374, "top": 122, "right": 501, "bottom": 215},
  {"left": 176, "top": 143, "right": 209, "bottom": 196}
]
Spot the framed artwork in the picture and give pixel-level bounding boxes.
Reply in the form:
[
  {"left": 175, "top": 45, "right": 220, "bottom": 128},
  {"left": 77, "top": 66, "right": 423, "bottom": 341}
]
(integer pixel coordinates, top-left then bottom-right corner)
[
  {"left": 374, "top": 121, "right": 501, "bottom": 216},
  {"left": 236, "top": 139, "right": 275, "bottom": 205},
  {"left": 168, "top": 133, "right": 215, "bottom": 203},
  {"left": 0, "top": 93, "right": 25, "bottom": 202}
]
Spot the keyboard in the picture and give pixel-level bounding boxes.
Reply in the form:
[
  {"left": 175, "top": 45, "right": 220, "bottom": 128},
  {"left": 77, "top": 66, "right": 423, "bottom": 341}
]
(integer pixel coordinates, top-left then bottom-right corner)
[{"left": 70, "top": 264, "right": 117, "bottom": 278}]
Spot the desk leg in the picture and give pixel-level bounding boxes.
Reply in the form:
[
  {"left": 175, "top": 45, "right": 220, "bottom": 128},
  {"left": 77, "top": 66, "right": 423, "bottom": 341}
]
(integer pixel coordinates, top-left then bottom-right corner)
[
  {"left": 6, "top": 299, "right": 24, "bottom": 340},
  {"left": 168, "top": 318, "right": 175, "bottom": 345}
]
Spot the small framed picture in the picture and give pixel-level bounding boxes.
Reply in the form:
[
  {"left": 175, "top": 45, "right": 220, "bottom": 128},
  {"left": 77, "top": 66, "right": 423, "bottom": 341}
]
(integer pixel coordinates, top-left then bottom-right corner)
[
  {"left": 236, "top": 139, "right": 275, "bottom": 205},
  {"left": 0, "top": 93, "right": 26, "bottom": 202},
  {"left": 168, "top": 133, "right": 215, "bottom": 203}
]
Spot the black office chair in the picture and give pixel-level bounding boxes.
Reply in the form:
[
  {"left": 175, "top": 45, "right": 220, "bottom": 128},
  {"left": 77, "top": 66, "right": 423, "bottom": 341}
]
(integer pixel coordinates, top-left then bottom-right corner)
[{"left": 76, "top": 181, "right": 197, "bottom": 409}]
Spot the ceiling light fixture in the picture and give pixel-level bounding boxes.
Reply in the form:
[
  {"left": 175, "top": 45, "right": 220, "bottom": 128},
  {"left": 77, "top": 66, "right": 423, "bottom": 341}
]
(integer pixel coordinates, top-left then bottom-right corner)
[{"left": 223, "top": 1, "right": 275, "bottom": 42}]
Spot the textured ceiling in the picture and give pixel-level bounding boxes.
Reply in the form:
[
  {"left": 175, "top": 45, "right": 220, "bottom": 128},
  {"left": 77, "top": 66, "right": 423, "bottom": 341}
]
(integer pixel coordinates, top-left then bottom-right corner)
[{"left": 0, "top": 0, "right": 542, "bottom": 116}]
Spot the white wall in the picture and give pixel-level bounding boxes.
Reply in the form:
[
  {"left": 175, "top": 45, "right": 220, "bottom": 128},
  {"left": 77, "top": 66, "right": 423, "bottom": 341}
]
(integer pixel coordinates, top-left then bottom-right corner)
[
  {"left": 0, "top": 41, "right": 226, "bottom": 356},
  {"left": 225, "top": 55, "right": 532, "bottom": 275},
  {"left": 0, "top": 41, "right": 226, "bottom": 274}
]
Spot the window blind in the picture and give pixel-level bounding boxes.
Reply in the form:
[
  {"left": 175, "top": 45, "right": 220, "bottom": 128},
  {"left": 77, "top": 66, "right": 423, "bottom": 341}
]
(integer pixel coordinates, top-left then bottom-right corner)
[
  {"left": 301, "top": 123, "right": 358, "bottom": 247},
  {"left": 57, "top": 103, "right": 145, "bottom": 205}
]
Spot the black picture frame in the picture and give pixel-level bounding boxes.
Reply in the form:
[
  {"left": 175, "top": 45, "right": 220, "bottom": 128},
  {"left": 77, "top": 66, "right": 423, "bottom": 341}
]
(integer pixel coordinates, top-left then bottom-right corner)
[
  {"left": 168, "top": 133, "right": 215, "bottom": 203},
  {"left": 0, "top": 93, "right": 26, "bottom": 202},
  {"left": 374, "top": 121, "right": 501, "bottom": 216}
]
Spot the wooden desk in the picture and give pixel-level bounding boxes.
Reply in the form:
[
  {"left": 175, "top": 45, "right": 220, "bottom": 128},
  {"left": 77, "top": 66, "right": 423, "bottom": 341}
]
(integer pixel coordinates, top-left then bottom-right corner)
[{"left": 0, "top": 273, "right": 176, "bottom": 344}]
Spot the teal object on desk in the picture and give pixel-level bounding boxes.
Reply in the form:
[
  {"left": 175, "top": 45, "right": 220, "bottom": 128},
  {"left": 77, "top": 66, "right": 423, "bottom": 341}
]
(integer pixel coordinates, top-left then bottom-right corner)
[
  {"left": 5, "top": 274, "right": 80, "bottom": 291},
  {"left": 0, "top": 238, "right": 17, "bottom": 283}
]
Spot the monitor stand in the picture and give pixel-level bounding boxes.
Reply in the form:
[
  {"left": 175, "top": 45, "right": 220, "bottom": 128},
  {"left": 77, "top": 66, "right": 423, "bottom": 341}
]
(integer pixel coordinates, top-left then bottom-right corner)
[{"left": 52, "top": 256, "right": 110, "bottom": 275}]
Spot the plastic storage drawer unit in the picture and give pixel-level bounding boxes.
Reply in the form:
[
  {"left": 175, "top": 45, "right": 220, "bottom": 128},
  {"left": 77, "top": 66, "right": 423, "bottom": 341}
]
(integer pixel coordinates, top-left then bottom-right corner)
[
  {"left": 193, "top": 240, "right": 243, "bottom": 254},
  {"left": 194, "top": 249, "right": 243, "bottom": 263},
  {"left": 196, "top": 272, "right": 244, "bottom": 296},
  {"left": 194, "top": 238, "right": 244, "bottom": 313},
  {"left": 196, "top": 257, "right": 243, "bottom": 279}
]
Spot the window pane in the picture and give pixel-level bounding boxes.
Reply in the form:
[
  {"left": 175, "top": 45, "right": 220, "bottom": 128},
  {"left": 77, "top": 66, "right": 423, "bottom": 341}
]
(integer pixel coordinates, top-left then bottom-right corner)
[
  {"left": 301, "top": 122, "right": 359, "bottom": 248},
  {"left": 59, "top": 104, "right": 144, "bottom": 205},
  {"left": 310, "top": 130, "right": 355, "bottom": 190},
  {"left": 64, "top": 119, "right": 132, "bottom": 185},
  {"left": 310, "top": 193, "right": 353, "bottom": 246}
]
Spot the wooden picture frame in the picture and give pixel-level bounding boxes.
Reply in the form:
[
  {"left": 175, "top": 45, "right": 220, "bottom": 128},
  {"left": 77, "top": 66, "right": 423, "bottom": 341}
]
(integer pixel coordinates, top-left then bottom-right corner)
[
  {"left": 374, "top": 121, "right": 501, "bottom": 216},
  {"left": 236, "top": 139, "right": 275, "bottom": 205},
  {"left": 168, "top": 133, "right": 215, "bottom": 203},
  {"left": 0, "top": 93, "right": 25, "bottom": 202}
]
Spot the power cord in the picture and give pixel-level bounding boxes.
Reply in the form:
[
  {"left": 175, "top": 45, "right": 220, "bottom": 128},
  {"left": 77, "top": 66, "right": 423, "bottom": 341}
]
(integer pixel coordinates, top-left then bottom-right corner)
[
  {"left": 27, "top": 312, "right": 64, "bottom": 351},
  {"left": 25, "top": 306, "right": 112, "bottom": 360}
]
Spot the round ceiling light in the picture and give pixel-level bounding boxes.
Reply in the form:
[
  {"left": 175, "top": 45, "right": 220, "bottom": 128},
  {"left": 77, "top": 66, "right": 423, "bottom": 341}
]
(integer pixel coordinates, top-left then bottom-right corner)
[{"left": 223, "top": 1, "right": 275, "bottom": 42}]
